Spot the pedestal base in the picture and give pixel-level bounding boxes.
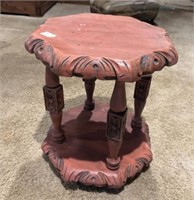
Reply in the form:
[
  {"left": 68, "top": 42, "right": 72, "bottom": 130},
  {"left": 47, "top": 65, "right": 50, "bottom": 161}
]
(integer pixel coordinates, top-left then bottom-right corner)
[{"left": 42, "top": 104, "right": 152, "bottom": 188}]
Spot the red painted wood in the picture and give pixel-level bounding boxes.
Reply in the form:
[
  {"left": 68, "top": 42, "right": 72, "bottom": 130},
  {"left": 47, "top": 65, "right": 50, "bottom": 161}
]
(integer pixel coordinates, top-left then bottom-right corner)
[
  {"left": 25, "top": 13, "right": 178, "bottom": 82},
  {"left": 25, "top": 14, "right": 178, "bottom": 188},
  {"left": 42, "top": 104, "right": 152, "bottom": 188}
]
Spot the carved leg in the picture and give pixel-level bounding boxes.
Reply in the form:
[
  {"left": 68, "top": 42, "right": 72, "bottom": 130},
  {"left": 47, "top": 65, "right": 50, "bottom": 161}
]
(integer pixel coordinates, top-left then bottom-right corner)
[
  {"left": 131, "top": 75, "right": 152, "bottom": 128},
  {"left": 106, "top": 81, "right": 127, "bottom": 170},
  {"left": 83, "top": 78, "right": 96, "bottom": 110},
  {"left": 43, "top": 67, "right": 65, "bottom": 143}
]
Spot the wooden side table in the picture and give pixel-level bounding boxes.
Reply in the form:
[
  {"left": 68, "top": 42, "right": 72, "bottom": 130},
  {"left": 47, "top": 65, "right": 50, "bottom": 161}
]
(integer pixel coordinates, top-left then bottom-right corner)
[{"left": 25, "top": 13, "right": 178, "bottom": 188}]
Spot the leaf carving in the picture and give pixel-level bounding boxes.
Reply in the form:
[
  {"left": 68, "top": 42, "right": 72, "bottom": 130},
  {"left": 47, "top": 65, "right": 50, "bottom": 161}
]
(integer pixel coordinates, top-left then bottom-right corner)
[{"left": 25, "top": 37, "right": 178, "bottom": 81}]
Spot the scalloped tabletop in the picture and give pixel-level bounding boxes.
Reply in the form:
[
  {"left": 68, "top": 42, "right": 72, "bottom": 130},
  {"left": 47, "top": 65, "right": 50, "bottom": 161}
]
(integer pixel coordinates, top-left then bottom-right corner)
[{"left": 25, "top": 13, "right": 178, "bottom": 82}]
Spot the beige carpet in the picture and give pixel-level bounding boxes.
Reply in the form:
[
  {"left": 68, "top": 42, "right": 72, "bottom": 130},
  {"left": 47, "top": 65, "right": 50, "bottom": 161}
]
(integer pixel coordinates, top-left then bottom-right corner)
[{"left": 0, "top": 3, "right": 194, "bottom": 200}]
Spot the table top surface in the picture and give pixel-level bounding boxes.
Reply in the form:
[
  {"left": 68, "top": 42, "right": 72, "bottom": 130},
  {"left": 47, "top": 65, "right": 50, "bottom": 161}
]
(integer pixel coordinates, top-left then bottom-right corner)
[{"left": 25, "top": 13, "right": 178, "bottom": 82}]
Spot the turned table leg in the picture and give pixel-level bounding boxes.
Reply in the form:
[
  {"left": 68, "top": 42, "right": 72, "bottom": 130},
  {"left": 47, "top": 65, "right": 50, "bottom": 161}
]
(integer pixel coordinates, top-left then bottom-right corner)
[
  {"left": 43, "top": 67, "right": 65, "bottom": 143},
  {"left": 83, "top": 78, "right": 96, "bottom": 110},
  {"left": 132, "top": 75, "right": 152, "bottom": 128},
  {"left": 106, "top": 81, "right": 127, "bottom": 170}
]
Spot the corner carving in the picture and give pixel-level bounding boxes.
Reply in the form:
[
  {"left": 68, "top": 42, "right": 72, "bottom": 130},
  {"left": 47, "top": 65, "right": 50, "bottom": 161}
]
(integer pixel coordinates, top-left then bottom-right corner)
[
  {"left": 25, "top": 37, "right": 55, "bottom": 69},
  {"left": 140, "top": 47, "right": 178, "bottom": 75}
]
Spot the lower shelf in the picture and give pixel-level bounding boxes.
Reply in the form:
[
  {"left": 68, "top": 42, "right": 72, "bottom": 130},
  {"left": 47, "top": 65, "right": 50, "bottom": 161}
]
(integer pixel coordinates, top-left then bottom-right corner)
[{"left": 42, "top": 103, "right": 152, "bottom": 188}]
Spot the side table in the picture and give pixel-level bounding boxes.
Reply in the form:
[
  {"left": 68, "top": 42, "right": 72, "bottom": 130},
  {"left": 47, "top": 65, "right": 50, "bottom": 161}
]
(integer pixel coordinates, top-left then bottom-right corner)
[{"left": 25, "top": 13, "right": 178, "bottom": 188}]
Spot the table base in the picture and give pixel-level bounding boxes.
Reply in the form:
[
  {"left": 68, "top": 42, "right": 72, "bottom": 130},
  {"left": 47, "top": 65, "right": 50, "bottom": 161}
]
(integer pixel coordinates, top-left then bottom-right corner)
[{"left": 42, "top": 104, "right": 152, "bottom": 188}]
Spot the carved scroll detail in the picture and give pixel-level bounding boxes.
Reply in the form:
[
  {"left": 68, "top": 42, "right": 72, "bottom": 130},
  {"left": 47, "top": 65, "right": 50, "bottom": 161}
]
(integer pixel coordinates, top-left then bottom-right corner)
[
  {"left": 42, "top": 139, "right": 152, "bottom": 188},
  {"left": 125, "top": 155, "right": 152, "bottom": 180},
  {"left": 25, "top": 37, "right": 44, "bottom": 53},
  {"left": 25, "top": 36, "right": 55, "bottom": 68},
  {"left": 25, "top": 37, "right": 178, "bottom": 82},
  {"left": 67, "top": 56, "right": 132, "bottom": 81},
  {"left": 140, "top": 47, "right": 178, "bottom": 75}
]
